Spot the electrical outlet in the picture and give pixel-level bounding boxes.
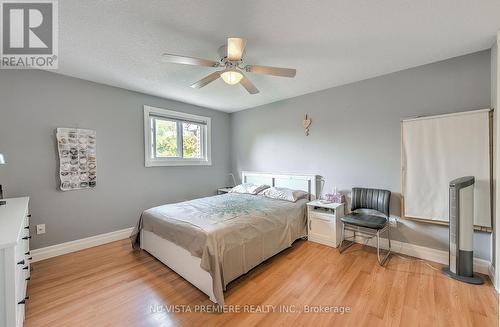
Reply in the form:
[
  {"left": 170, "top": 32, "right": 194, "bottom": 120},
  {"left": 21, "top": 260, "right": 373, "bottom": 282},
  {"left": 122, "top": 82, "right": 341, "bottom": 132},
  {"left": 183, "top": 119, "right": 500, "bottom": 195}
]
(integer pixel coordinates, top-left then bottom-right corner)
[
  {"left": 36, "top": 224, "right": 45, "bottom": 235},
  {"left": 388, "top": 216, "right": 398, "bottom": 228}
]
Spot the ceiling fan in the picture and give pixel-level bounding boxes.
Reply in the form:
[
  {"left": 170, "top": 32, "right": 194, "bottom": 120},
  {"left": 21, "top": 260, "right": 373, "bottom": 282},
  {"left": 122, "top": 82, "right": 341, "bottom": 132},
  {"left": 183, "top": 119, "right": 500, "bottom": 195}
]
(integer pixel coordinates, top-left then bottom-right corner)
[{"left": 161, "top": 38, "right": 296, "bottom": 94}]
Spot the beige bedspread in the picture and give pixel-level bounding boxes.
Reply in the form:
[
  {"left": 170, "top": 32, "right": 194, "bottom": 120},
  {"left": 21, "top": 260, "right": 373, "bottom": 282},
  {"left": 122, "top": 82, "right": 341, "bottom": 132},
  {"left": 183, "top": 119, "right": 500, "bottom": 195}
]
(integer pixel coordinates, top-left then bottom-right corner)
[{"left": 130, "top": 193, "right": 307, "bottom": 305}]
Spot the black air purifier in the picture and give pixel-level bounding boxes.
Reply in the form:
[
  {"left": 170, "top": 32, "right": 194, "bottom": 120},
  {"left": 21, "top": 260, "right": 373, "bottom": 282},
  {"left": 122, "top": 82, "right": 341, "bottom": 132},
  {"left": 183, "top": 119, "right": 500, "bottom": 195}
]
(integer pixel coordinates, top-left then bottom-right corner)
[{"left": 442, "top": 176, "right": 483, "bottom": 284}]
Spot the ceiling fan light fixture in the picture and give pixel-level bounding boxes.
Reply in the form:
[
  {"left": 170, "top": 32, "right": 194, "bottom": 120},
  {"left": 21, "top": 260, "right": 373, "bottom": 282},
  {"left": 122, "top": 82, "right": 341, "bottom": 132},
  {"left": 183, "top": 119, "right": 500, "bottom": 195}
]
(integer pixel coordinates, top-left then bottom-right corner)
[
  {"left": 162, "top": 37, "right": 295, "bottom": 94},
  {"left": 221, "top": 69, "right": 243, "bottom": 85}
]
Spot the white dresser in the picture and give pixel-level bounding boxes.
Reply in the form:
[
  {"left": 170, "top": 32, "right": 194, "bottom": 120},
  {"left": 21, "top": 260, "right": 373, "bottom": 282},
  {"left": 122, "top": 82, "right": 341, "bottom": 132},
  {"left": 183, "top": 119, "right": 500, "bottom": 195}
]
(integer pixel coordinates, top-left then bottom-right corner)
[
  {"left": 307, "top": 200, "right": 345, "bottom": 248},
  {"left": 0, "top": 197, "right": 31, "bottom": 327}
]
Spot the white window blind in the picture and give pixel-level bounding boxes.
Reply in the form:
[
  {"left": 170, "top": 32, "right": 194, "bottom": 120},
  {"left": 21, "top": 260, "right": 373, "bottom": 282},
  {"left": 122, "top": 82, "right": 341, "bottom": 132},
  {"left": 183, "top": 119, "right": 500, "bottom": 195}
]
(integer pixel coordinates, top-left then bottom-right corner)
[{"left": 401, "top": 109, "right": 491, "bottom": 228}]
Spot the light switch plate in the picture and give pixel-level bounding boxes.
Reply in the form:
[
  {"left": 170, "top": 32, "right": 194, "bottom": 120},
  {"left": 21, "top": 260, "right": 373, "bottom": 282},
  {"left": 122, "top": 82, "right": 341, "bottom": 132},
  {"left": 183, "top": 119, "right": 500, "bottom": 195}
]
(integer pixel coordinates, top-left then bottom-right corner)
[{"left": 36, "top": 224, "right": 46, "bottom": 235}]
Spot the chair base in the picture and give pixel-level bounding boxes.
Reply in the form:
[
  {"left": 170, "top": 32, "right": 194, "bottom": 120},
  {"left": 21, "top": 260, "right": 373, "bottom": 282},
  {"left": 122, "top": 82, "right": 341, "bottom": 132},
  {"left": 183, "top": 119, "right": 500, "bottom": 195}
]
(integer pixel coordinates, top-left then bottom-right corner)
[
  {"left": 377, "top": 240, "right": 391, "bottom": 266},
  {"left": 339, "top": 223, "right": 391, "bottom": 266},
  {"left": 338, "top": 238, "right": 356, "bottom": 253}
]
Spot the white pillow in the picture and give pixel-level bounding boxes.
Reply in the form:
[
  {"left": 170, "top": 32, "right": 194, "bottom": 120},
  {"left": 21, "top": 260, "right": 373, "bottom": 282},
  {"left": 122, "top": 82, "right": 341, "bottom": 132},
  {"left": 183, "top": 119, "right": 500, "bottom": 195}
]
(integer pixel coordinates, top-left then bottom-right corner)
[
  {"left": 229, "top": 183, "right": 270, "bottom": 195},
  {"left": 258, "top": 187, "right": 309, "bottom": 202}
]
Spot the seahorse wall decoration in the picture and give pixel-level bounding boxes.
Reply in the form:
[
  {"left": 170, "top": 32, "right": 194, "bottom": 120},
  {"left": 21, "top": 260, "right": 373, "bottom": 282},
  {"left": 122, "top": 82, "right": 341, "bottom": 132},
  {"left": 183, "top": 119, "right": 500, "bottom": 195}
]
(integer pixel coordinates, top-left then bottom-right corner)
[{"left": 303, "top": 114, "right": 312, "bottom": 136}]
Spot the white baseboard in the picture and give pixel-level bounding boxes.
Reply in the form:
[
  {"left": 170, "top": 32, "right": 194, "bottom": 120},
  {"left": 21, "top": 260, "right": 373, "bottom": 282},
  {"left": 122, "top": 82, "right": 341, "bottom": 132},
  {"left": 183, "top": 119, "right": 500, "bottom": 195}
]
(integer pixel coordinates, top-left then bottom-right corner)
[
  {"left": 31, "top": 227, "right": 134, "bottom": 262},
  {"left": 488, "top": 264, "right": 496, "bottom": 290},
  {"left": 349, "top": 233, "right": 492, "bottom": 276}
]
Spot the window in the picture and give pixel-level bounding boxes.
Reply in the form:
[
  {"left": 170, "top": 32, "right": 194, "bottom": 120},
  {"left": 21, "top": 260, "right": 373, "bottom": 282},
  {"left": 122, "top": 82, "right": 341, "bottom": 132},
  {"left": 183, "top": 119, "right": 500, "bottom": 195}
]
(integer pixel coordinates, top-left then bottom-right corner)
[{"left": 144, "top": 106, "right": 211, "bottom": 166}]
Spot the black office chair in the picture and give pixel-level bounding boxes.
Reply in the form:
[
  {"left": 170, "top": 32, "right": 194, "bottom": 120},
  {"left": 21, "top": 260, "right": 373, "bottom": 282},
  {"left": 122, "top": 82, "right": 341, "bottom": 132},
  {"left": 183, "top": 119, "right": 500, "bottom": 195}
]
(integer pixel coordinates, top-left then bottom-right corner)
[{"left": 339, "top": 187, "right": 391, "bottom": 266}]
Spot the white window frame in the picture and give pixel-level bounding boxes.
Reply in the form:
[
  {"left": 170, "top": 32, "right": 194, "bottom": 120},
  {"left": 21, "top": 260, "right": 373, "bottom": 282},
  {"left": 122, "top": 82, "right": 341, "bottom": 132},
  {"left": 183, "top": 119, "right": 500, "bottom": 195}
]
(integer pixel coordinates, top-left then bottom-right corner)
[{"left": 144, "top": 105, "right": 212, "bottom": 167}]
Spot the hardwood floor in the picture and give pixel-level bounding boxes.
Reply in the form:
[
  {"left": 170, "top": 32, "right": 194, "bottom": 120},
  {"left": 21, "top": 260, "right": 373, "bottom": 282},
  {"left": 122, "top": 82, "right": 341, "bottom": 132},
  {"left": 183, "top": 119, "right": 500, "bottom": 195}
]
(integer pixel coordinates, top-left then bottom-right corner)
[{"left": 25, "top": 239, "right": 498, "bottom": 327}]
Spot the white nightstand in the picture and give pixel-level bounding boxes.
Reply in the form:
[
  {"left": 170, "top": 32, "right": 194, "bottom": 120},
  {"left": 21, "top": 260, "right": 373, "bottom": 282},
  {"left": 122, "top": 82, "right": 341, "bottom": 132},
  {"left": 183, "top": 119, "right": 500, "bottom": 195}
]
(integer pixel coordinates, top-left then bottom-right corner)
[
  {"left": 217, "top": 187, "right": 233, "bottom": 195},
  {"left": 306, "top": 200, "right": 345, "bottom": 248}
]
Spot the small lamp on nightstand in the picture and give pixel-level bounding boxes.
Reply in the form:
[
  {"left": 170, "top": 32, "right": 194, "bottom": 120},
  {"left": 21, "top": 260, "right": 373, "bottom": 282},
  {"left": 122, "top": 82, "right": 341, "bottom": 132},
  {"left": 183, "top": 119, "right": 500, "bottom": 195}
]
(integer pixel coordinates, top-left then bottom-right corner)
[
  {"left": 229, "top": 173, "right": 237, "bottom": 187},
  {"left": 0, "top": 153, "right": 6, "bottom": 206}
]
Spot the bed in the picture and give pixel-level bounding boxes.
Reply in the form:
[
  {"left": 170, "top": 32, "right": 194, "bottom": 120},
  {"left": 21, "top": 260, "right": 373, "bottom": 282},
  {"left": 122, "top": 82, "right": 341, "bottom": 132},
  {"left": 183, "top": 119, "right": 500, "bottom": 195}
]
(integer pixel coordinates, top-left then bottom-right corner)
[{"left": 130, "top": 171, "right": 319, "bottom": 305}]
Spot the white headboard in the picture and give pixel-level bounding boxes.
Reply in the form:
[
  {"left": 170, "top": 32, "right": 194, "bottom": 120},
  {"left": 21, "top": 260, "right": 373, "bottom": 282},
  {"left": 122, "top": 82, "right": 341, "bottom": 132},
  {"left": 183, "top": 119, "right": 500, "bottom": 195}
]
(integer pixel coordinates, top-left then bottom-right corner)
[{"left": 241, "top": 171, "right": 320, "bottom": 200}]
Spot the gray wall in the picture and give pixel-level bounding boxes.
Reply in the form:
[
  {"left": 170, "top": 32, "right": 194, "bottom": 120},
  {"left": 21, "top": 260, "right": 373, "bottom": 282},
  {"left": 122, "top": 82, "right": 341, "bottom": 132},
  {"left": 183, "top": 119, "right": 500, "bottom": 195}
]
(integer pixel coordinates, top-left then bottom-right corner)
[
  {"left": 0, "top": 50, "right": 493, "bottom": 261},
  {"left": 0, "top": 70, "right": 231, "bottom": 249},
  {"left": 231, "top": 50, "right": 492, "bottom": 260}
]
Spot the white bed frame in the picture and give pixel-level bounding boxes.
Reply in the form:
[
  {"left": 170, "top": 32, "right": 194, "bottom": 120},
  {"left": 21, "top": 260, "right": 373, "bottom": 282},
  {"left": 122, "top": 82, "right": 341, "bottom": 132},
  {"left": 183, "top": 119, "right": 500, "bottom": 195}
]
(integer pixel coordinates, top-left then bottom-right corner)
[{"left": 140, "top": 171, "right": 319, "bottom": 303}]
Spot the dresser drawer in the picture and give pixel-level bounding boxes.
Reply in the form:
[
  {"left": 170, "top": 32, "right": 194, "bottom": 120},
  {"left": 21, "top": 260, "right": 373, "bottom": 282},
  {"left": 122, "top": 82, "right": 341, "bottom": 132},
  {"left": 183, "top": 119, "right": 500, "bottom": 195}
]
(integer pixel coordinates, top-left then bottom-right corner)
[
  {"left": 309, "top": 217, "right": 333, "bottom": 238},
  {"left": 308, "top": 210, "right": 335, "bottom": 222},
  {"left": 15, "top": 241, "right": 25, "bottom": 263},
  {"left": 16, "top": 263, "right": 27, "bottom": 299},
  {"left": 16, "top": 276, "right": 27, "bottom": 327},
  {"left": 21, "top": 229, "right": 31, "bottom": 280},
  {"left": 15, "top": 230, "right": 30, "bottom": 260}
]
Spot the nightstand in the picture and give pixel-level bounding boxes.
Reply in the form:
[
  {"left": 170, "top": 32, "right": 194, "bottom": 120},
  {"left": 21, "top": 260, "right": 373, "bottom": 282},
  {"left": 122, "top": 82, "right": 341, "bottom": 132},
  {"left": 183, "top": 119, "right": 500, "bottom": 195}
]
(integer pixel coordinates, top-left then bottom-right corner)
[
  {"left": 217, "top": 187, "right": 233, "bottom": 195},
  {"left": 306, "top": 200, "right": 345, "bottom": 248}
]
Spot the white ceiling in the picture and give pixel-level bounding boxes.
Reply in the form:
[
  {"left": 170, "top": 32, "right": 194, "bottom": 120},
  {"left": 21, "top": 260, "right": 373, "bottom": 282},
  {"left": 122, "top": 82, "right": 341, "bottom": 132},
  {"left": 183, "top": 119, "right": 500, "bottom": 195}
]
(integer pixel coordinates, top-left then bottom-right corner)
[{"left": 58, "top": 0, "right": 500, "bottom": 112}]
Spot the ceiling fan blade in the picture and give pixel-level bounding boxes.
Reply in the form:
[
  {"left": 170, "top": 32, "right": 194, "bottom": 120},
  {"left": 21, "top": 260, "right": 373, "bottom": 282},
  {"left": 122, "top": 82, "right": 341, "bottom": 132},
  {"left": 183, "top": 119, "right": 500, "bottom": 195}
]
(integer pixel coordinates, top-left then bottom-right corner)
[
  {"left": 162, "top": 53, "right": 219, "bottom": 67},
  {"left": 245, "top": 65, "right": 296, "bottom": 78},
  {"left": 190, "top": 71, "right": 221, "bottom": 89},
  {"left": 240, "top": 76, "right": 259, "bottom": 94},
  {"left": 227, "top": 38, "right": 247, "bottom": 61}
]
